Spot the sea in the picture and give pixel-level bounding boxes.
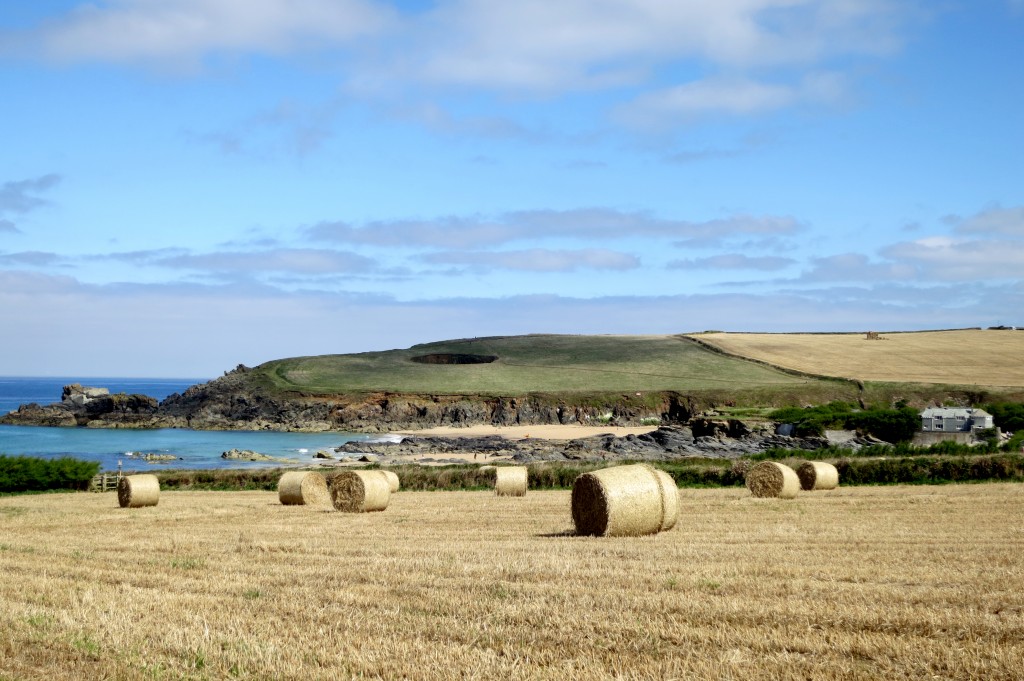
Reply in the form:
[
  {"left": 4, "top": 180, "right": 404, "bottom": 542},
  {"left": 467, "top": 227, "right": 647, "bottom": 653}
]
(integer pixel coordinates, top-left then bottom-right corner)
[{"left": 0, "top": 376, "right": 381, "bottom": 472}]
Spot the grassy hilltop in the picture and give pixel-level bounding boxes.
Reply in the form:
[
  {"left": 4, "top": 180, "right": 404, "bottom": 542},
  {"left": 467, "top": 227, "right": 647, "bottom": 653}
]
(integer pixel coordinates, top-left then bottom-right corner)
[
  {"left": 252, "top": 334, "right": 816, "bottom": 396},
  {"left": 235, "top": 330, "right": 1024, "bottom": 408}
]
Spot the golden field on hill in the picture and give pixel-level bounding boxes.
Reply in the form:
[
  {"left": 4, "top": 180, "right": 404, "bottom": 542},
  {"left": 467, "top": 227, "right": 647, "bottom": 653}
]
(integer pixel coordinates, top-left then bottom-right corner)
[
  {"left": 689, "top": 329, "right": 1024, "bottom": 387},
  {"left": 3, "top": 485, "right": 1024, "bottom": 680}
]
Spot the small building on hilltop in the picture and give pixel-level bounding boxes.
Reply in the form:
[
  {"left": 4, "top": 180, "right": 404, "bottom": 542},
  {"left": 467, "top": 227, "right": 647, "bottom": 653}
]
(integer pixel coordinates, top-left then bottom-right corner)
[{"left": 919, "top": 407, "right": 994, "bottom": 433}]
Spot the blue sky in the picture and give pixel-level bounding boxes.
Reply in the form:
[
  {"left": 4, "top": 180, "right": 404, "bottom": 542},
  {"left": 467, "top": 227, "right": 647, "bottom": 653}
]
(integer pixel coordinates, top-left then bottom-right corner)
[{"left": 1, "top": 1, "right": 1022, "bottom": 377}]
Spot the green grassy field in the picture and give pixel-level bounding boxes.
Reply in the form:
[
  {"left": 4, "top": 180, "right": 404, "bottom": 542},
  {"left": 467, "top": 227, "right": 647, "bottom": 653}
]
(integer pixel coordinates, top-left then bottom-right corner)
[{"left": 255, "top": 334, "right": 818, "bottom": 395}]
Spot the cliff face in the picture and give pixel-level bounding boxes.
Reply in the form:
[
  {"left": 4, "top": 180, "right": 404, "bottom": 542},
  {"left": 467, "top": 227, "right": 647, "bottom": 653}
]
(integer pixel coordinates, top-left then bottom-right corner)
[
  {"left": 156, "top": 367, "right": 706, "bottom": 431},
  {"left": 1, "top": 369, "right": 708, "bottom": 432}
]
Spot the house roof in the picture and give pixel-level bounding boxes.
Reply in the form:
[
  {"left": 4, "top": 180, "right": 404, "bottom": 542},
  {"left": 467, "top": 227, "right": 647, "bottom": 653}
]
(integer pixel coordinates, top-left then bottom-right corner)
[{"left": 920, "top": 407, "right": 992, "bottom": 418}]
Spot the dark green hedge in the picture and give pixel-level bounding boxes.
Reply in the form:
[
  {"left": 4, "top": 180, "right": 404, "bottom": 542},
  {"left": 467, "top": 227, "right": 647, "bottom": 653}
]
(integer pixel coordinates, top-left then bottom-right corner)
[
  {"left": 0, "top": 455, "right": 101, "bottom": 493},
  {"left": 833, "top": 454, "right": 1024, "bottom": 485},
  {"left": 769, "top": 401, "right": 920, "bottom": 442},
  {"left": 141, "top": 452, "right": 1024, "bottom": 493}
]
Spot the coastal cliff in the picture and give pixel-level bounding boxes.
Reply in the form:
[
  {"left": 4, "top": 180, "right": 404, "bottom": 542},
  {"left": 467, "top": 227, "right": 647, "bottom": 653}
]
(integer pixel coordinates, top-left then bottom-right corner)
[{"left": 0, "top": 367, "right": 706, "bottom": 432}]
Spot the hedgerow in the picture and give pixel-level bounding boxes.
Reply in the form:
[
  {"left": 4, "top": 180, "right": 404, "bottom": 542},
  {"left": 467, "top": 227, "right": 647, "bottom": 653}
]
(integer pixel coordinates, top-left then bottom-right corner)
[{"left": 0, "top": 455, "right": 100, "bottom": 493}]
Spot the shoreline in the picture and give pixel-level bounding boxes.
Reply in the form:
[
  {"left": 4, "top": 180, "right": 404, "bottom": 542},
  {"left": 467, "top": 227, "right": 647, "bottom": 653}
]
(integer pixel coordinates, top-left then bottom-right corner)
[{"left": 392, "top": 424, "right": 660, "bottom": 441}]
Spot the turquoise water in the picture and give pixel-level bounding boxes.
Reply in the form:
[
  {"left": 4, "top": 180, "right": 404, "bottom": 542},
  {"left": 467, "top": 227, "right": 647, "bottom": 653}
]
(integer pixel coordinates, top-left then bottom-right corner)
[{"left": 0, "top": 377, "right": 377, "bottom": 471}]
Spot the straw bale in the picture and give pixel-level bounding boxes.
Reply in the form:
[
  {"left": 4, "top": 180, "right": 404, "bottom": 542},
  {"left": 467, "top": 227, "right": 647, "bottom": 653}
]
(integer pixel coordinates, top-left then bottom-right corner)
[
  {"left": 746, "top": 461, "right": 800, "bottom": 499},
  {"left": 494, "top": 466, "right": 528, "bottom": 497},
  {"left": 571, "top": 464, "right": 677, "bottom": 537},
  {"left": 796, "top": 461, "right": 839, "bottom": 491},
  {"left": 329, "top": 470, "right": 391, "bottom": 513},
  {"left": 277, "top": 471, "right": 331, "bottom": 506},
  {"left": 117, "top": 474, "right": 159, "bottom": 508},
  {"left": 379, "top": 470, "right": 400, "bottom": 493},
  {"left": 653, "top": 469, "right": 680, "bottom": 531}
]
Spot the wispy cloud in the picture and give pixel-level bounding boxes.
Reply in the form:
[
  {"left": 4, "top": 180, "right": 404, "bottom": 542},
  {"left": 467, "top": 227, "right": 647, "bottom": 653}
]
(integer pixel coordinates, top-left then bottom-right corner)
[
  {"left": 421, "top": 248, "right": 640, "bottom": 272},
  {"left": 948, "top": 205, "right": 1024, "bottom": 236},
  {"left": 153, "top": 248, "right": 378, "bottom": 275},
  {"left": 13, "top": 0, "right": 394, "bottom": 68},
  {"left": 0, "top": 251, "right": 64, "bottom": 267},
  {"left": 3, "top": 268, "right": 1017, "bottom": 375},
  {"left": 308, "top": 209, "right": 804, "bottom": 249},
  {"left": 795, "top": 253, "right": 917, "bottom": 283},
  {"left": 880, "top": 237, "right": 1024, "bottom": 281},
  {"left": 5, "top": 1, "right": 913, "bottom": 135},
  {"left": 185, "top": 97, "right": 346, "bottom": 158},
  {"left": 382, "top": 1, "right": 908, "bottom": 94},
  {"left": 616, "top": 72, "right": 848, "bottom": 128},
  {"left": 0, "top": 174, "right": 61, "bottom": 216},
  {"left": 0, "top": 219, "right": 19, "bottom": 234},
  {"left": 669, "top": 254, "right": 795, "bottom": 271}
]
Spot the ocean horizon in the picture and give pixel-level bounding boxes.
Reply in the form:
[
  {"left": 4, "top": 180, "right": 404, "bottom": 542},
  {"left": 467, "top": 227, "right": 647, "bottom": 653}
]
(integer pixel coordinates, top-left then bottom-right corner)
[{"left": 0, "top": 376, "right": 376, "bottom": 472}]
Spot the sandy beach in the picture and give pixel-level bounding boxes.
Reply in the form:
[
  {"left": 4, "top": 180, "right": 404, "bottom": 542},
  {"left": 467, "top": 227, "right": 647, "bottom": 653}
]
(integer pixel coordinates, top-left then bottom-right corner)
[
  {"left": 312, "top": 424, "right": 664, "bottom": 467},
  {"left": 392, "top": 424, "right": 659, "bottom": 441}
]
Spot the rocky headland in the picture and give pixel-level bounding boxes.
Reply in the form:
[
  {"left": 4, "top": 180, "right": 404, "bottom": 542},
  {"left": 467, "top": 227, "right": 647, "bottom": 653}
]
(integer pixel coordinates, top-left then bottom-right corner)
[
  {"left": 0, "top": 370, "right": 885, "bottom": 463},
  {"left": 2, "top": 365, "right": 711, "bottom": 432}
]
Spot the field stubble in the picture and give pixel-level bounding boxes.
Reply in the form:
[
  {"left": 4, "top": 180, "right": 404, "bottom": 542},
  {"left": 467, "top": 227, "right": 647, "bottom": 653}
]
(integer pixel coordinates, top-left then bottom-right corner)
[
  {"left": 691, "top": 329, "right": 1024, "bottom": 387},
  {"left": 1, "top": 485, "right": 1023, "bottom": 680}
]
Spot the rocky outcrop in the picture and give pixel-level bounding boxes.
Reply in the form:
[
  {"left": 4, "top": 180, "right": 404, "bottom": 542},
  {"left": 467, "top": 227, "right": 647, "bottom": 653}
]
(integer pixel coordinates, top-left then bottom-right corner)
[
  {"left": 1, "top": 383, "right": 160, "bottom": 427},
  {"left": 332, "top": 425, "right": 881, "bottom": 463},
  {"left": 1, "top": 402, "right": 78, "bottom": 427},
  {"left": 221, "top": 448, "right": 283, "bottom": 462}
]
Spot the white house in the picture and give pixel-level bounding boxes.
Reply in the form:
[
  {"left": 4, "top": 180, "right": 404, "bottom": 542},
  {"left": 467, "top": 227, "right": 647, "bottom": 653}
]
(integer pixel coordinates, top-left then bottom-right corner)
[{"left": 919, "top": 407, "right": 994, "bottom": 433}]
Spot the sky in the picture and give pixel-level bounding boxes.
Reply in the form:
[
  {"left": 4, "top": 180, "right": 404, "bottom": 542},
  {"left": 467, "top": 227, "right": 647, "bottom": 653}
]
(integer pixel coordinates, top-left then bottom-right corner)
[{"left": 1, "top": 1, "right": 1023, "bottom": 377}]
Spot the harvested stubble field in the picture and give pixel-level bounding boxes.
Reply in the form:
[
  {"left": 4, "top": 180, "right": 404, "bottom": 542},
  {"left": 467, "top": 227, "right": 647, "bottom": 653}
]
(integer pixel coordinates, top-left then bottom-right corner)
[
  {"left": 690, "top": 329, "right": 1024, "bottom": 387},
  {"left": 2, "top": 485, "right": 1023, "bottom": 680}
]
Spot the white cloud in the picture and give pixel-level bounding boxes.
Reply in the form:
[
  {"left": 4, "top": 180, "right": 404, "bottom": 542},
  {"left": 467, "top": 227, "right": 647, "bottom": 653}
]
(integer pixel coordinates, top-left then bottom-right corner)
[
  {"left": 10, "top": 1, "right": 911, "bottom": 105},
  {"left": 797, "top": 253, "right": 917, "bottom": 282},
  {"left": 880, "top": 237, "right": 1024, "bottom": 281},
  {"left": 308, "top": 209, "right": 803, "bottom": 248},
  {"left": 950, "top": 205, "right": 1024, "bottom": 237},
  {"left": 4, "top": 268, "right": 1016, "bottom": 376},
  {"left": 391, "top": 0, "right": 907, "bottom": 93},
  {"left": 622, "top": 78, "right": 796, "bottom": 120},
  {"left": 422, "top": 248, "right": 640, "bottom": 272},
  {"left": 616, "top": 71, "right": 849, "bottom": 127},
  {"left": 19, "top": 0, "right": 394, "bottom": 66},
  {"left": 669, "top": 254, "right": 795, "bottom": 271},
  {"left": 154, "top": 248, "right": 377, "bottom": 274}
]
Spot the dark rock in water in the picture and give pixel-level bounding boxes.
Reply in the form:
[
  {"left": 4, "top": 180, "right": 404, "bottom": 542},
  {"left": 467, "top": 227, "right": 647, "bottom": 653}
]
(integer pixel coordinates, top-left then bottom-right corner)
[
  {"left": 0, "top": 402, "right": 78, "bottom": 427},
  {"left": 221, "top": 448, "right": 277, "bottom": 462},
  {"left": 314, "top": 450, "right": 335, "bottom": 459},
  {"left": 1, "top": 383, "right": 161, "bottom": 428}
]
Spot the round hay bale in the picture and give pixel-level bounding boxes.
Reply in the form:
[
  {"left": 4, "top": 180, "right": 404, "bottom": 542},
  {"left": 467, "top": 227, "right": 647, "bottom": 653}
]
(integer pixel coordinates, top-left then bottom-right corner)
[
  {"left": 379, "top": 470, "right": 400, "bottom": 493},
  {"left": 746, "top": 461, "right": 800, "bottom": 499},
  {"left": 571, "top": 464, "right": 677, "bottom": 537},
  {"left": 653, "top": 469, "right": 679, "bottom": 531},
  {"left": 796, "top": 461, "right": 839, "bottom": 491},
  {"left": 494, "top": 466, "right": 528, "bottom": 497},
  {"left": 277, "top": 471, "right": 330, "bottom": 506},
  {"left": 117, "top": 474, "right": 159, "bottom": 508},
  {"left": 329, "top": 470, "right": 391, "bottom": 513}
]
